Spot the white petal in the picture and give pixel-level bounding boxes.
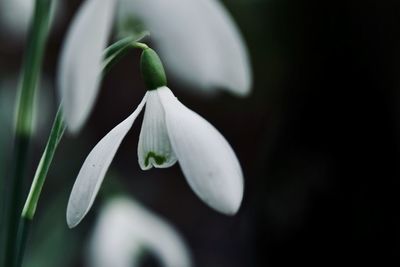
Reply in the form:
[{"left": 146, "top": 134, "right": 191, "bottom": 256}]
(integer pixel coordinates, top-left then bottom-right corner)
[
  {"left": 58, "top": 0, "right": 116, "bottom": 134},
  {"left": 138, "top": 90, "right": 177, "bottom": 170},
  {"left": 66, "top": 95, "right": 147, "bottom": 228},
  {"left": 118, "top": 0, "right": 252, "bottom": 96},
  {"left": 157, "top": 87, "right": 244, "bottom": 214},
  {"left": 88, "top": 197, "right": 192, "bottom": 267}
]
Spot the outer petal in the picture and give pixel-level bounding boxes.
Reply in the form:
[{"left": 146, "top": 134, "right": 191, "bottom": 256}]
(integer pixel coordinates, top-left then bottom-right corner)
[
  {"left": 66, "top": 95, "right": 147, "bottom": 228},
  {"left": 157, "top": 87, "right": 244, "bottom": 214},
  {"left": 58, "top": 0, "right": 116, "bottom": 133},
  {"left": 88, "top": 197, "right": 192, "bottom": 267},
  {"left": 118, "top": 0, "right": 252, "bottom": 96},
  {"left": 138, "top": 90, "right": 177, "bottom": 170}
]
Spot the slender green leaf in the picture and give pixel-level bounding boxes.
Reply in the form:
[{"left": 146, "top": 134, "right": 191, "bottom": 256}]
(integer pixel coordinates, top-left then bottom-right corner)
[{"left": 22, "top": 107, "right": 65, "bottom": 220}]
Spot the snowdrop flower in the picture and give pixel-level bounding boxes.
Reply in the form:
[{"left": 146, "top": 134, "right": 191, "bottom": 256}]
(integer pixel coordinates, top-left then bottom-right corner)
[
  {"left": 66, "top": 47, "right": 244, "bottom": 228},
  {"left": 88, "top": 197, "right": 192, "bottom": 267},
  {"left": 58, "top": 0, "right": 252, "bottom": 133}
]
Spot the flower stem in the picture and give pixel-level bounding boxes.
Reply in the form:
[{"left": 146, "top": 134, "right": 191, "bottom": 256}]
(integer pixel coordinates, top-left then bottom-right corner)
[
  {"left": 132, "top": 42, "right": 149, "bottom": 50},
  {"left": 102, "top": 32, "right": 150, "bottom": 74},
  {"left": 14, "top": 218, "right": 31, "bottom": 267},
  {"left": 3, "top": 135, "right": 29, "bottom": 266},
  {"left": 3, "top": 0, "right": 53, "bottom": 266},
  {"left": 22, "top": 107, "right": 65, "bottom": 221},
  {"left": 12, "top": 107, "right": 65, "bottom": 267}
]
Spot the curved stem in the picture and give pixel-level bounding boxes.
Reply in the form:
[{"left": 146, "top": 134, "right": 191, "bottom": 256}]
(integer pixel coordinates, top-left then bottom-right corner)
[
  {"left": 102, "top": 32, "right": 150, "bottom": 74},
  {"left": 132, "top": 42, "right": 149, "bottom": 50}
]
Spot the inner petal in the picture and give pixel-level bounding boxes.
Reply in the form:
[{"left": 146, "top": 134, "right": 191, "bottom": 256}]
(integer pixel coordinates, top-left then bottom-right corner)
[{"left": 138, "top": 90, "right": 177, "bottom": 170}]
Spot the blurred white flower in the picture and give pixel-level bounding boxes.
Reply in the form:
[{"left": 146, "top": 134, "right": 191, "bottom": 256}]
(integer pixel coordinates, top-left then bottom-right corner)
[
  {"left": 58, "top": 0, "right": 252, "bottom": 133},
  {"left": 0, "top": 0, "right": 34, "bottom": 38},
  {"left": 67, "top": 85, "right": 244, "bottom": 228},
  {"left": 88, "top": 197, "right": 192, "bottom": 267},
  {"left": 0, "top": 0, "right": 63, "bottom": 39},
  {"left": 117, "top": 0, "right": 252, "bottom": 95}
]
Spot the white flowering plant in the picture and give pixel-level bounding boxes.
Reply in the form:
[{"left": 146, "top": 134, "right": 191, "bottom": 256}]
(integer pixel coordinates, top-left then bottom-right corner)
[{"left": 0, "top": 0, "right": 252, "bottom": 266}]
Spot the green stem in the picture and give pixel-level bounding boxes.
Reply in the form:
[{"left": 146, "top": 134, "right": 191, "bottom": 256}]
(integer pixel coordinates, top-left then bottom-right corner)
[
  {"left": 12, "top": 107, "right": 65, "bottom": 267},
  {"left": 132, "top": 42, "right": 149, "bottom": 50},
  {"left": 22, "top": 107, "right": 65, "bottom": 220},
  {"left": 15, "top": 0, "right": 52, "bottom": 136},
  {"left": 4, "top": 135, "right": 29, "bottom": 266},
  {"left": 4, "top": 0, "right": 53, "bottom": 266},
  {"left": 102, "top": 32, "right": 150, "bottom": 74},
  {"left": 15, "top": 218, "right": 31, "bottom": 267}
]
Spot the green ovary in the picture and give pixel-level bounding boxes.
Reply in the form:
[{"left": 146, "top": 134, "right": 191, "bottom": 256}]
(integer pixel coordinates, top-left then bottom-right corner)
[{"left": 145, "top": 151, "right": 167, "bottom": 167}]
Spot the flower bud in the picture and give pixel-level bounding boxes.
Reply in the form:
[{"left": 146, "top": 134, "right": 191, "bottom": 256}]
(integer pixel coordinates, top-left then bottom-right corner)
[{"left": 140, "top": 48, "right": 167, "bottom": 90}]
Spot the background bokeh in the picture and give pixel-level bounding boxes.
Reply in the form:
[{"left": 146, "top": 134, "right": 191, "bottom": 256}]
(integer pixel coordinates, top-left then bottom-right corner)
[{"left": 1, "top": 0, "right": 400, "bottom": 266}]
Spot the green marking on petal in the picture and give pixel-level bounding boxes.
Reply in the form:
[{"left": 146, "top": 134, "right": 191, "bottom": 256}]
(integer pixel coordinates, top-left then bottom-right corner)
[{"left": 145, "top": 151, "right": 167, "bottom": 167}]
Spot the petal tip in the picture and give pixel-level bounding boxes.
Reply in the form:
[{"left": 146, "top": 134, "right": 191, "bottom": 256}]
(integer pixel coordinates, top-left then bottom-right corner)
[
  {"left": 139, "top": 162, "right": 152, "bottom": 171},
  {"left": 223, "top": 203, "right": 241, "bottom": 216},
  {"left": 62, "top": 105, "right": 86, "bottom": 135},
  {"left": 66, "top": 210, "right": 81, "bottom": 229},
  {"left": 231, "top": 76, "right": 253, "bottom": 97},
  {"left": 234, "top": 87, "right": 251, "bottom": 98},
  {"left": 65, "top": 124, "right": 81, "bottom": 136},
  {"left": 66, "top": 199, "right": 87, "bottom": 229},
  {"left": 212, "top": 194, "right": 243, "bottom": 216},
  {"left": 67, "top": 220, "right": 77, "bottom": 229}
]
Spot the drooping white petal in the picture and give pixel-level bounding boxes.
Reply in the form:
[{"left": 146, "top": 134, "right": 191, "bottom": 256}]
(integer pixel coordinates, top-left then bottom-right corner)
[
  {"left": 58, "top": 0, "right": 116, "bottom": 133},
  {"left": 157, "top": 87, "right": 244, "bottom": 215},
  {"left": 117, "top": 0, "right": 252, "bottom": 96},
  {"left": 138, "top": 90, "right": 177, "bottom": 170},
  {"left": 88, "top": 197, "right": 192, "bottom": 267},
  {"left": 66, "top": 95, "right": 147, "bottom": 228}
]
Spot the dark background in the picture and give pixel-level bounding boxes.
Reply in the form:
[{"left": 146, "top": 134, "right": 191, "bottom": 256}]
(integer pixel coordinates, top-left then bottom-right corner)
[
  {"left": 1, "top": 0, "right": 400, "bottom": 266},
  {"left": 254, "top": 0, "right": 400, "bottom": 265}
]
